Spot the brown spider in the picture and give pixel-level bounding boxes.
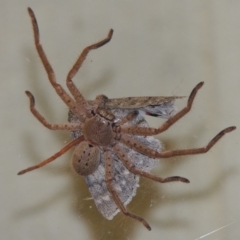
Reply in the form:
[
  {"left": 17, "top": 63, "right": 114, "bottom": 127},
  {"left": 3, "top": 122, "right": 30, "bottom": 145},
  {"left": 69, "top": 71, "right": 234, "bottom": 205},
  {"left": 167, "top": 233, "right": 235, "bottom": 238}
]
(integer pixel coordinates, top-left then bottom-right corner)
[{"left": 18, "top": 7, "right": 236, "bottom": 231}]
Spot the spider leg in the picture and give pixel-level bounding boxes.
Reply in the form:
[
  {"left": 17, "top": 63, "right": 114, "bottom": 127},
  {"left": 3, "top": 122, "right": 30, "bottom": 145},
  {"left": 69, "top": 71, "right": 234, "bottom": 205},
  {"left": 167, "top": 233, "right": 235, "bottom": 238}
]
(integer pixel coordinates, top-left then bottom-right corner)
[
  {"left": 104, "top": 150, "right": 151, "bottom": 231},
  {"left": 26, "top": 91, "right": 80, "bottom": 130},
  {"left": 96, "top": 108, "right": 116, "bottom": 121},
  {"left": 66, "top": 29, "right": 113, "bottom": 116},
  {"left": 27, "top": 8, "right": 79, "bottom": 116},
  {"left": 119, "top": 82, "right": 204, "bottom": 136},
  {"left": 18, "top": 136, "right": 84, "bottom": 175},
  {"left": 119, "top": 126, "right": 236, "bottom": 159},
  {"left": 115, "top": 111, "right": 139, "bottom": 126},
  {"left": 113, "top": 144, "right": 189, "bottom": 183}
]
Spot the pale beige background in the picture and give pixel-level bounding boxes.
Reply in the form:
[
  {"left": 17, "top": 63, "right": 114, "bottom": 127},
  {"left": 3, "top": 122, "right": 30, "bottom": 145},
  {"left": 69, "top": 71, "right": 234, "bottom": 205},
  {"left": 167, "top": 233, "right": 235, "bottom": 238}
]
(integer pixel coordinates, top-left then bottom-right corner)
[{"left": 1, "top": 1, "right": 239, "bottom": 240}]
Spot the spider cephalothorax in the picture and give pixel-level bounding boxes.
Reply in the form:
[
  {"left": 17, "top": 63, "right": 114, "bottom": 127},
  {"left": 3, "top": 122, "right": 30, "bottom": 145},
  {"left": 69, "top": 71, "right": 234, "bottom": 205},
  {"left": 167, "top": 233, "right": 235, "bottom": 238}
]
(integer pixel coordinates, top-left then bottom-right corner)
[{"left": 18, "top": 8, "right": 236, "bottom": 231}]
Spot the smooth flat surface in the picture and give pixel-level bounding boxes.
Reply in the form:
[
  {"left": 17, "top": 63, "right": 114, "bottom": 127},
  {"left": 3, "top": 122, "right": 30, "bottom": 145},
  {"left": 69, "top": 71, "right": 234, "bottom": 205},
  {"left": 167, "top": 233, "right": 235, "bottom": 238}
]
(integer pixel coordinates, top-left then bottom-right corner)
[{"left": 1, "top": 1, "right": 239, "bottom": 240}]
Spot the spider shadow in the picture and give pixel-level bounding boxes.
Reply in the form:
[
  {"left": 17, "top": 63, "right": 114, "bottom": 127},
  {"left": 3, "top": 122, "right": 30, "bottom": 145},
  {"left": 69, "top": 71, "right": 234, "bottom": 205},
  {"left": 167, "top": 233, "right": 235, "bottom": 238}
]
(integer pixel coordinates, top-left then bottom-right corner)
[
  {"left": 69, "top": 165, "right": 237, "bottom": 240},
  {"left": 68, "top": 123, "right": 231, "bottom": 239},
  {"left": 20, "top": 47, "right": 237, "bottom": 238},
  {"left": 22, "top": 47, "right": 114, "bottom": 125},
  {"left": 20, "top": 47, "right": 114, "bottom": 170},
  {"left": 151, "top": 168, "right": 237, "bottom": 228}
]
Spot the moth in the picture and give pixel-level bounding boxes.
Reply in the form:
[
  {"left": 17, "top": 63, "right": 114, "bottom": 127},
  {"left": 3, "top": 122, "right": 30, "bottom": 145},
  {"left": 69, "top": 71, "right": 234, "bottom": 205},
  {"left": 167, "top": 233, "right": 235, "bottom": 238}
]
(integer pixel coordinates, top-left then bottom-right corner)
[{"left": 18, "top": 7, "right": 236, "bottom": 231}]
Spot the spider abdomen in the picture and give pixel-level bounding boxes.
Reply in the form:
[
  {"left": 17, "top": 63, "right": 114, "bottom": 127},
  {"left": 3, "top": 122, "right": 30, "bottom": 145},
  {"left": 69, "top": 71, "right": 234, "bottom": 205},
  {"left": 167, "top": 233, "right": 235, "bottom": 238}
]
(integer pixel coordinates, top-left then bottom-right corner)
[
  {"left": 72, "top": 141, "right": 100, "bottom": 176},
  {"left": 83, "top": 115, "right": 113, "bottom": 146}
]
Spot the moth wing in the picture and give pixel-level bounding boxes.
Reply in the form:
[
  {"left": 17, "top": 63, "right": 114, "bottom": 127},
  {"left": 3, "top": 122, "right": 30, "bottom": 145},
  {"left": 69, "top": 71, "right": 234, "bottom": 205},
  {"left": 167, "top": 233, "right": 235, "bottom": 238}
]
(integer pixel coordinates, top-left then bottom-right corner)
[
  {"left": 104, "top": 96, "right": 181, "bottom": 109},
  {"left": 84, "top": 111, "right": 162, "bottom": 219},
  {"left": 105, "top": 96, "right": 185, "bottom": 119},
  {"left": 84, "top": 150, "right": 139, "bottom": 220},
  {"left": 69, "top": 109, "right": 162, "bottom": 220}
]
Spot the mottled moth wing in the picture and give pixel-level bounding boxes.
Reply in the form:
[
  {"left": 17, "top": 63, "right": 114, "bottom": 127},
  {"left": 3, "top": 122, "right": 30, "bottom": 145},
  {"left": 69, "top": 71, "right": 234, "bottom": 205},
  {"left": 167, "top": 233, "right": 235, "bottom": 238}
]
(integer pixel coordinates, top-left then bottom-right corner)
[
  {"left": 68, "top": 109, "right": 163, "bottom": 220},
  {"left": 103, "top": 96, "right": 181, "bottom": 108},
  {"left": 92, "top": 95, "right": 184, "bottom": 119}
]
